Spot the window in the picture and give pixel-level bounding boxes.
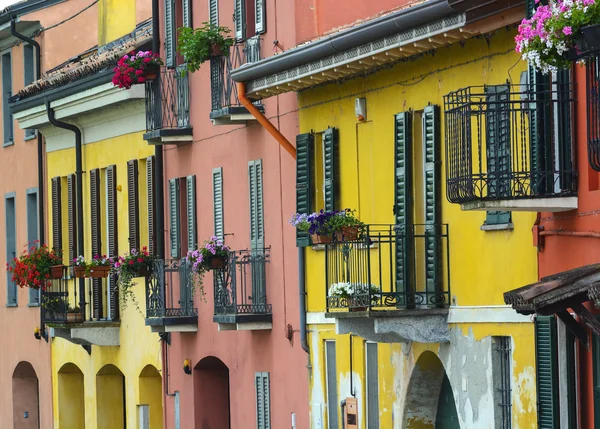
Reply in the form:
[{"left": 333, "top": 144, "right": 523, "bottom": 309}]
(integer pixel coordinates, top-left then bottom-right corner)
[
  {"left": 248, "top": 160, "right": 264, "bottom": 250},
  {"left": 26, "top": 189, "right": 39, "bottom": 305},
  {"left": 492, "top": 336, "right": 512, "bottom": 429},
  {"left": 365, "top": 342, "right": 379, "bottom": 428},
  {"left": 128, "top": 160, "right": 140, "bottom": 251},
  {"left": 2, "top": 52, "right": 12, "bottom": 144},
  {"left": 168, "top": 175, "right": 197, "bottom": 258},
  {"left": 234, "top": 0, "right": 266, "bottom": 41},
  {"left": 165, "top": 0, "right": 192, "bottom": 67},
  {"left": 67, "top": 174, "right": 76, "bottom": 272},
  {"left": 325, "top": 340, "right": 338, "bottom": 429},
  {"left": 23, "top": 45, "right": 35, "bottom": 140},
  {"left": 213, "top": 167, "right": 224, "bottom": 238},
  {"left": 255, "top": 372, "right": 271, "bottom": 429},
  {"left": 146, "top": 157, "right": 156, "bottom": 255},
  {"left": 209, "top": 0, "right": 218, "bottom": 25},
  {"left": 5, "top": 194, "right": 16, "bottom": 306},
  {"left": 51, "top": 177, "right": 62, "bottom": 252},
  {"left": 106, "top": 165, "right": 119, "bottom": 320},
  {"left": 535, "top": 315, "right": 559, "bottom": 428}
]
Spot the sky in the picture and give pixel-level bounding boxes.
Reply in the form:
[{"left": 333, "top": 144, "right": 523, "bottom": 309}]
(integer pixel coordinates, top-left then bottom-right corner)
[{"left": 0, "top": 0, "right": 23, "bottom": 10}]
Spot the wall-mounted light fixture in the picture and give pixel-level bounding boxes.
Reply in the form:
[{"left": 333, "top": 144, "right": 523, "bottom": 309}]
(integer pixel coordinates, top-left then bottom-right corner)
[
  {"left": 183, "top": 359, "right": 192, "bottom": 375},
  {"left": 355, "top": 98, "right": 367, "bottom": 122}
]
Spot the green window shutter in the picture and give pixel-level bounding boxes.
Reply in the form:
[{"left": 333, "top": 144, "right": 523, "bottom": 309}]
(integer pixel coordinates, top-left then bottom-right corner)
[
  {"left": 535, "top": 315, "right": 558, "bottom": 429},
  {"left": 127, "top": 160, "right": 140, "bottom": 251},
  {"left": 255, "top": 0, "right": 266, "bottom": 34},
  {"left": 146, "top": 157, "right": 155, "bottom": 255},
  {"left": 51, "top": 177, "right": 62, "bottom": 253},
  {"left": 323, "top": 127, "right": 338, "bottom": 212},
  {"left": 186, "top": 175, "right": 197, "bottom": 251},
  {"left": 182, "top": 0, "right": 192, "bottom": 28},
  {"left": 394, "top": 112, "right": 413, "bottom": 298},
  {"left": 169, "top": 178, "right": 180, "bottom": 258},
  {"left": 423, "top": 105, "right": 442, "bottom": 298},
  {"left": 209, "top": 0, "right": 218, "bottom": 25},
  {"left": 213, "top": 168, "right": 224, "bottom": 238},
  {"left": 67, "top": 175, "right": 76, "bottom": 264},
  {"left": 165, "top": 0, "right": 176, "bottom": 67},
  {"left": 255, "top": 372, "right": 271, "bottom": 429},
  {"left": 556, "top": 68, "right": 573, "bottom": 191},
  {"left": 296, "top": 133, "right": 313, "bottom": 247},
  {"left": 528, "top": 63, "right": 552, "bottom": 195},
  {"left": 90, "top": 168, "right": 103, "bottom": 319},
  {"left": 234, "top": 0, "right": 246, "bottom": 41},
  {"left": 249, "top": 160, "right": 264, "bottom": 250},
  {"left": 485, "top": 211, "right": 511, "bottom": 226}
]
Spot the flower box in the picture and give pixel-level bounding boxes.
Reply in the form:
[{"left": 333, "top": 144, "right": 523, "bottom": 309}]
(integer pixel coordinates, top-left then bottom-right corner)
[
  {"left": 74, "top": 266, "right": 110, "bottom": 278},
  {"left": 311, "top": 234, "right": 332, "bottom": 244},
  {"left": 336, "top": 226, "right": 360, "bottom": 242},
  {"left": 49, "top": 265, "right": 65, "bottom": 279},
  {"left": 581, "top": 23, "right": 600, "bottom": 53},
  {"left": 67, "top": 312, "right": 84, "bottom": 323},
  {"left": 208, "top": 256, "right": 226, "bottom": 269}
]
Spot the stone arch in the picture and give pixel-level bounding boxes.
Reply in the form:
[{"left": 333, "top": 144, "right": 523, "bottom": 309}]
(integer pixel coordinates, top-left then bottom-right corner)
[
  {"left": 12, "top": 361, "right": 39, "bottom": 429},
  {"left": 403, "top": 351, "right": 459, "bottom": 429},
  {"left": 96, "top": 364, "right": 125, "bottom": 429},
  {"left": 194, "top": 356, "right": 230, "bottom": 429},
  {"left": 58, "top": 363, "right": 85, "bottom": 429},
  {"left": 138, "top": 364, "right": 163, "bottom": 429}
]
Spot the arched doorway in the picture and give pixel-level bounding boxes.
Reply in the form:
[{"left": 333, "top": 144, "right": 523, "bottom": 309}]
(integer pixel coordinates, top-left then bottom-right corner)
[
  {"left": 96, "top": 364, "right": 125, "bottom": 429},
  {"left": 138, "top": 365, "right": 163, "bottom": 429},
  {"left": 194, "top": 356, "right": 230, "bottom": 429},
  {"left": 58, "top": 363, "right": 85, "bottom": 429},
  {"left": 12, "top": 361, "right": 39, "bottom": 429},
  {"left": 403, "top": 351, "right": 459, "bottom": 429}
]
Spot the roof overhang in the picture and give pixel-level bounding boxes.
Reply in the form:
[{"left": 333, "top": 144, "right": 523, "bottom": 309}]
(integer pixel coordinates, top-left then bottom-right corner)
[
  {"left": 0, "top": 0, "right": 66, "bottom": 26},
  {"left": 0, "top": 18, "right": 41, "bottom": 50}
]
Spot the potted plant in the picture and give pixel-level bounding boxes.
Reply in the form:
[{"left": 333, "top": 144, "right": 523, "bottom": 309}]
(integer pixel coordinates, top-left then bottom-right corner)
[
  {"left": 113, "top": 247, "right": 155, "bottom": 311},
  {"left": 66, "top": 303, "right": 83, "bottom": 323},
  {"left": 328, "top": 282, "right": 381, "bottom": 311},
  {"left": 516, "top": 0, "right": 600, "bottom": 73},
  {"left": 290, "top": 209, "right": 365, "bottom": 243},
  {"left": 42, "top": 296, "right": 66, "bottom": 320},
  {"left": 7, "top": 243, "right": 64, "bottom": 289},
  {"left": 327, "top": 209, "right": 365, "bottom": 241},
  {"left": 73, "top": 255, "right": 112, "bottom": 278},
  {"left": 112, "top": 51, "right": 164, "bottom": 89},
  {"left": 195, "top": 236, "right": 230, "bottom": 269},
  {"left": 185, "top": 249, "right": 210, "bottom": 299},
  {"left": 177, "top": 22, "right": 234, "bottom": 73}
]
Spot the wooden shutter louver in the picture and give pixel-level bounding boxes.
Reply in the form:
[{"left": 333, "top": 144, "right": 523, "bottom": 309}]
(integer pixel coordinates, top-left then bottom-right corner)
[
  {"left": 209, "top": 0, "right": 218, "bottom": 25},
  {"left": 51, "top": 177, "right": 62, "bottom": 252},
  {"left": 90, "top": 168, "right": 103, "bottom": 319},
  {"left": 107, "top": 165, "right": 119, "bottom": 320},
  {"left": 366, "top": 343, "right": 380, "bottom": 428},
  {"left": 535, "top": 315, "right": 558, "bottom": 428},
  {"left": 255, "top": 372, "right": 271, "bottom": 429},
  {"left": 67, "top": 175, "right": 77, "bottom": 268},
  {"left": 394, "top": 112, "right": 413, "bottom": 298},
  {"left": 182, "top": 0, "right": 192, "bottom": 28},
  {"left": 186, "top": 175, "right": 197, "bottom": 251},
  {"left": 147, "top": 157, "right": 156, "bottom": 255},
  {"left": 255, "top": 0, "right": 266, "bottom": 34},
  {"left": 323, "top": 127, "right": 338, "bottom": 212},
  {"left": 165, "top": 0, "right": 176, "bottom": 67},
  {"left": 169, "top": 179, "right": 180, "bottom": 258},
  {"left": 295, "top": 133, "right": 313, "bottom": 247},
  {"left": 127, "top": 160, "right": 140, "bottom": 252},
  {"left": 249, "top": 160, "right": 264, "bottom": 250},
  {"left": 212, "top": 168, "right": 224, "bottom": 239},
  {"left": 234, "top": 0, "right": 246, "bottom": 41}
]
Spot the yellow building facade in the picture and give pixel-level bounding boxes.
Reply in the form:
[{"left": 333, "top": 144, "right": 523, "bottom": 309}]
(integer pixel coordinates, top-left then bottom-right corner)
[{"left": 298, "top": 29, "right": 538, "bottom": 428}]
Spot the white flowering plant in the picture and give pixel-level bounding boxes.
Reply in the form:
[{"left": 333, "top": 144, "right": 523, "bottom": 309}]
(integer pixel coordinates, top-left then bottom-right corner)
[
  {"left": 328, "top": 282, "right": 381, "bottom": 304},
  {"left": 516, "top": 0, "right": 600, "bottom": 73}
]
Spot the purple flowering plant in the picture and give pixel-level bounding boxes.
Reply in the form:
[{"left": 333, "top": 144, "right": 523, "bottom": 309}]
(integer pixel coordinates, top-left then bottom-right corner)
[
  {"left": 290, "top": 209, "right": 363, "bottom": 236},
  {"left": 516, "top": 0, "right": 600, "bottom": 73},
  {"left": 186, "top": 237, "right": 231, "bottom": 299}
]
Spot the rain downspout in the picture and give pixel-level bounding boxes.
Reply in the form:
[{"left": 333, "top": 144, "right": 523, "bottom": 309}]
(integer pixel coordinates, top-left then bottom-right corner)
[{"left": 46, "top": 101, "right": 86, "bottom": 313}]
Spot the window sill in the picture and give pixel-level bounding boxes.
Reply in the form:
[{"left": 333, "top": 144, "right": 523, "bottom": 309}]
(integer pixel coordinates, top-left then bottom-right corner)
[
  {"left": 5, "top": 303, "right": 17, "bottom": 308},
  {"left": 28, "top": 303, "right": 40, "bottom": 307},
  {"left": 24, "top": 133, "right": 37, "bottom": 142},
  {"left": 480, "top": 223, "right": 514, "bottom": 232},
  {"left": 3, "top": 140, "right": 14, "bottom": 147}
]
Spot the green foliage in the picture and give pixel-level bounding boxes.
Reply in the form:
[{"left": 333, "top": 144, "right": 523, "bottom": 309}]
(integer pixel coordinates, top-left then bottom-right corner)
[{"left": 177, "top": 22, "right": 234, "bottom": 72}]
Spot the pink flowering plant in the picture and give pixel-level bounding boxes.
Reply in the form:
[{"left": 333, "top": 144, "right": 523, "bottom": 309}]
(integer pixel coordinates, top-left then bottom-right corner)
[
  {"left": 516, "top": 0, "right": 600, "bottom": 73},
  {"left": 112, "top": 247, "right": 155, "bottom": 311},
  {"left": 185, "top": 237, "right": 230, "bottom": 298},
  {"left": 112, "top": 51, "right": 163, "bottom": 89}
]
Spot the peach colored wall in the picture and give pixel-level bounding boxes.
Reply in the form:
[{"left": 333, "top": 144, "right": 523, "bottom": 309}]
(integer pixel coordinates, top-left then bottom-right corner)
[
  {"left": 161, "top": 0, "right": 308, "bottom": 428},
  {"left": 294, "top": 0, "right": 416, "bottom": 43}
]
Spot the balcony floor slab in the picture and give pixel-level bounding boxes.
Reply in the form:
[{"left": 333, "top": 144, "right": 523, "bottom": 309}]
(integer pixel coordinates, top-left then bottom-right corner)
[
  {"left": 214, "top": 313, "right": 273, "bottom": 331},
  {"left": 460, "top": 197, "right": 577, "bottom": 212},
  {"left": 49, "top": 321, "right": 120, "bottom": 346}
]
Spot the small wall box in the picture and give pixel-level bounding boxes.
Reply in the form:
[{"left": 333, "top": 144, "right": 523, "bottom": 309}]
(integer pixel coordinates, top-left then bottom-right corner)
[{"left": 344, "top": 397, "right": 358, "bottom": 429}]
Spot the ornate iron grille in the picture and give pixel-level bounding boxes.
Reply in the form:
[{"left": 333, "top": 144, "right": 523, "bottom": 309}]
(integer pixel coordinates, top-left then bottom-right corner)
[
  {"left": 146, "top": 259, "right": 198, "bottom": 319},
  {"left": 325, "top": 225, "right": 450, "bottom": 312},
  {"left": 213, "top": 247, "right": 272, "bottom": 316},
  {"left": 444, "top": 81, "right": 576, "bottom": 204},
  {"left": 588, "top": 57, "right": 600, "bottom": 171},
  {"left": 210, "top": 36, "right": 262, "bottom": 112},
  {"left": 41, "top": 266, "right": 69, "bottom": 324},
  {"left": 145, "top": 66, "right": 190, "bottom": 132}
]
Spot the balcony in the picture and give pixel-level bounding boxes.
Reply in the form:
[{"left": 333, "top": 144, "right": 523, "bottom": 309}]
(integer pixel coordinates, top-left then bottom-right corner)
[
  {"left": 444, "top": 81, "right": 577, "bottom": 212},
  {"left": 145, "top": 259, "right": 198, "bottom": 333},
  {"left": 213, "top": 248, "right": 272, "bottom": 330},
  {"left": 210, "top": 36, "right": 264, "bottom": 125},
  {"left": 324, "top": 225, "right": 451, "bottom": 343},
  {"left": 587, "top": 57, "right": 600, "bottom": 171},
  {"left": 41, "top": 266, "right": 120, "bottom": 347},
  {"left": 143, "top": 67, "right": 192, "bottom": 144}
]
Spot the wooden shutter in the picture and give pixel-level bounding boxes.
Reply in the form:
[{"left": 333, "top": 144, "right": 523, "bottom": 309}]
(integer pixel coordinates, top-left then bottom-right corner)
[
  {"left": 366, "top": 343, "right": 380, "bottom": 429},
  {"left": 255, "top": 0, "right": 265, "bottom": 34},
  {"left": 51, "top": 177, "right": 62, "bottom": 252},
  {"left": 169, "top": 178, "right": 180, "bottom": 258},
  {"left": 127, "top": 160, "right": 140, "bottom": 252},
  {"left": 394, "top": 112, "right": 413, "bottom": 297},
  {"left": 209, "top": 0, "right": 218, "bottom": 25},
  {"left": 90, "top": 169, "right": 103, "bottom": 319},
  {"left": 249, "top": 160, "right": 264, "bottom": 250},
  {"left": 535, "top": 315, "right": 558, "bottom": 429},
  {"left": 325, "top": 341, "right": 339, "bottom": 429},
  {"left": 186, "top": 175, "right": 197, "bottom": 251},
  {"left": 67, "top": 175, "right": 77, "bottom": 268},
  {"left": 147, "top": 157, "right": 156, "bottom": 255},
  {"left": 234, "top": 0, "right": 246, "bottom": 41},
  {"left": 165, "top": 0, "right": 176, "bottom": 67},
  {"left": 213, "top": 168, "right": 224, "bottom": 238},
  {"left": 107, "top": 165, "right": 119, "bottom": 320},
  {"left": 423, "top": 105, "right": 442, "bottom": 298},
  {"left": 323, "top": 127, "right": 338, "bottom": 212},
  {"left": 182, "top": 0, "right": 192, "bottom": 28},
  {"left": 295, "top": 133, "right": 313, "bottom": 247},
  {"left": 255, "top": 372, "right": 271, "bottom": 429},
  {"left": 556, "top": 68, "right": 574, "bottom": 191}
]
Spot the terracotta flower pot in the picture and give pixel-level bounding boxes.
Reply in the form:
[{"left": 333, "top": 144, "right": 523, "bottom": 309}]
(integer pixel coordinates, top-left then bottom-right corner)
[
  {"left": 210, "top": 44, "right": 223, "bottom": 57},
  {"left": 349, "top": 306, "right": 368, "bottom": 312},
  {"left": 336, "top": 226, "right": 360, "bottom": 242},
  {"left": 67, "top": 312, "right": 84, "bottom": 323},
  {"left": 49, "top": 265, "right": 65, "bottom": 279},
  {"left": 133, "top": 266, "right": 151, "bottom": 277},
  {"left": 144, "top": 72, "right": 157, "bottom": 80},
  {"left": 311, "top": 234, "right": 332, "bottom": 244},
  {"left": 210, "top": 256, "right": 226, "bottom": 269},
  {"left": 89, "top": 266, "right": 110, "bottom": 278}
]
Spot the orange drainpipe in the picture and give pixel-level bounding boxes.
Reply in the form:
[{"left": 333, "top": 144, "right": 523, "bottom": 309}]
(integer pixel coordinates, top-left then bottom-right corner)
[{"left": 237, "top": 82, "right": 297, "bottom": 160}]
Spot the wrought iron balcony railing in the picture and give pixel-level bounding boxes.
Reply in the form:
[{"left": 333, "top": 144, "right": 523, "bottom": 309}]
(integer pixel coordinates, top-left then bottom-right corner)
[
  {"left": 145, "top": 259, "right": 198, "bottom": 328},
  {"left": 325, "top": 225, "right": 450, "bottom": 312},
  {"left": 143, "top": 66, "right": 192, "bottom": 143},
  {"left": 444, "top": 81, "right": 576, "bottom": 205},
  {"left": 587, "top": 57, "right": 600, "bottom": 171},
  {"left": 213, "top": 248, "right": 272, "bottom": 323},
  {"left": 210, "top": 36, "right": 264, "bottom": 124},
  {"left": 41, "top": 266, "right": 119, "bottom": 324}
]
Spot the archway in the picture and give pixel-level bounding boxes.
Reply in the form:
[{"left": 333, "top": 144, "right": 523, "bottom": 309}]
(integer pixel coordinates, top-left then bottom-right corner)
[
  {"left": 194, "top": 356, "right": 230, "bottom": 429},
  {"left": 96, "top": 364, "right": 125, "bottom": 429},
  {"left": 12, "top": 362, "right": 39, "bottom": 429},
  {"left": 403, "top": 351, "right": 459, "bottom": 429},
  {"left": 138, "top": 365, "right": 163, "bottom": 429},
  {"left": 58, "top": 363, "right": 85, "bottom": 429}
]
